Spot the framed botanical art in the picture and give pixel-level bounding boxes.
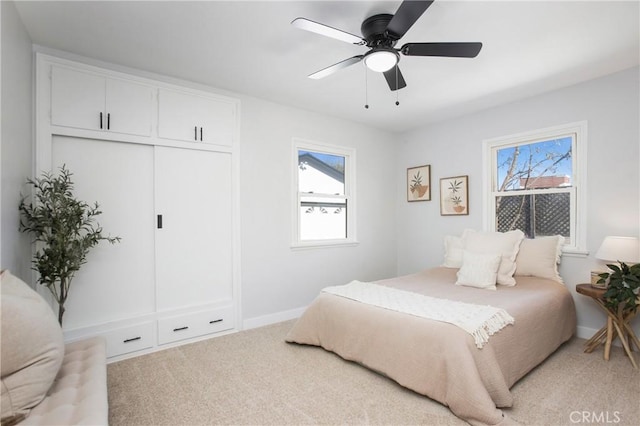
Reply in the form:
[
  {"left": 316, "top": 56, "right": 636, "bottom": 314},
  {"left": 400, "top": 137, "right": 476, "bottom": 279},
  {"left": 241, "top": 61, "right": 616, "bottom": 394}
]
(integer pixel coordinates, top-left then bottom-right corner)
[
  {"left": 440, "top": 175, "right": 469, "bottom": 215},
  {"left": 407, "top": 165, "right": 431, "bottom": 202}
]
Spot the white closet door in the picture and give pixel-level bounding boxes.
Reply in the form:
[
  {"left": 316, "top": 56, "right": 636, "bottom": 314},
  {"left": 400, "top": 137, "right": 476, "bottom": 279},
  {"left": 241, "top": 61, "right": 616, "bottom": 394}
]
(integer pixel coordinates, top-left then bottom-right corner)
[
  {"left": 51, "top": 136, "right": 156, "bottom": 330},
  {"left": 154, "top": 147, "right": 233, "bottom": 311}
]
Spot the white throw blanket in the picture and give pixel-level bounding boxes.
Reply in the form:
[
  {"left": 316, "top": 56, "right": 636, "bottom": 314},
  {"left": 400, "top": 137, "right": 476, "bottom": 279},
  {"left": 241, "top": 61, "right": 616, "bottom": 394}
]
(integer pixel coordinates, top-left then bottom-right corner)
[{"left": 323, "top": 280, "right": 514, "bottom": 348}]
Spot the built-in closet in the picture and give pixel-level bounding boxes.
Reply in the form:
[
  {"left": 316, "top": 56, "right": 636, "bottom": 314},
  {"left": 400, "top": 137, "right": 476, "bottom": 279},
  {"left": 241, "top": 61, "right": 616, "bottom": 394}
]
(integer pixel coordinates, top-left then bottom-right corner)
[{"left": 35, "top": 53, "right": 240, "bottom": 360}]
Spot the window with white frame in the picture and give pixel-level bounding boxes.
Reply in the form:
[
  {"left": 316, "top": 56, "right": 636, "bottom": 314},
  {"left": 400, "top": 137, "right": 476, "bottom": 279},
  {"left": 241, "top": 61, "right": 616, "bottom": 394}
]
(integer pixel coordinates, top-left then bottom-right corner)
[
  {"left": 483, "top": 122, "right": 587, "bottom": 253},
  {"left": 293, "top": 140, "right": 356, "bottom": 247}
]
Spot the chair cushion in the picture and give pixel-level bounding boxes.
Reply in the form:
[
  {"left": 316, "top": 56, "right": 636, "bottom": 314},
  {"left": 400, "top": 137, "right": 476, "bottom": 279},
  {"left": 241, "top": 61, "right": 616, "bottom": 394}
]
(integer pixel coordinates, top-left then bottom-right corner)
[
  {"left": 1, "top": 270, "right": 64, "bottom": 425},
  {"left": 20, "top": 337, "right": 108, "bottom": 425}
]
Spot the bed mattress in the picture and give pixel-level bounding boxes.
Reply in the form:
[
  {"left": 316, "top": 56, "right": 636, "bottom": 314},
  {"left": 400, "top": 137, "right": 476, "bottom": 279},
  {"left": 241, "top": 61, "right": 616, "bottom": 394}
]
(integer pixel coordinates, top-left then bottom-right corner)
[{"left": 286, "top": 267, "right": 576, "bottom": 425}]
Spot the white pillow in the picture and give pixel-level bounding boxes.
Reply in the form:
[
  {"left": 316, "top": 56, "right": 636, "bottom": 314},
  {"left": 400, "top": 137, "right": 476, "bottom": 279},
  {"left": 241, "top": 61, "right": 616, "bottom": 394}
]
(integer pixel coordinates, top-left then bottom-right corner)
[
  {"left": 456, "top": 250, "right": 502, "bottom": 290},
  {"left": 515, "top": 235, "right": 564, "bottom": 283},
  {"left": 442, "top": 235, "right": 464, "bottom": 268},
  {"left": 463, "top": 229, "right": 525, "bottom": 286}
]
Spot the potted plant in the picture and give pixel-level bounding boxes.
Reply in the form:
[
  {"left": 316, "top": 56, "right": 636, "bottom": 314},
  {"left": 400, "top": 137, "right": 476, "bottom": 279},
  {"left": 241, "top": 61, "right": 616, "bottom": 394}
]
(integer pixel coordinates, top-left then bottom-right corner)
[
  {"left": 598, "top": 262, "right": 640, "bottom": 313},
  {"left": 19, "top": 165, "right": 120, "bottom": 325}
]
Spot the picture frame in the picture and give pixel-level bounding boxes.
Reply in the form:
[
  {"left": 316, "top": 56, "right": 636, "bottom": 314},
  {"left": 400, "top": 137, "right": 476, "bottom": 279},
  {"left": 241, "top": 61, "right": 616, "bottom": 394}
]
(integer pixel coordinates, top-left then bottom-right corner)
[
  {"left": 407, "top": 165, "right": 431, "bottom": 202},
  {"left": 440, "top": 175, "right": 469, "bottom": 215}
]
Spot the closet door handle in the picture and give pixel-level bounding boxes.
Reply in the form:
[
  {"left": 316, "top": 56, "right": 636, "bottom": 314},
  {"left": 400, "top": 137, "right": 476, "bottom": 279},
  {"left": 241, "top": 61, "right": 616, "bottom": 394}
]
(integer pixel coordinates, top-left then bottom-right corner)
[
  {"left": 100, "top": 112, "right": 103, "bottom": 129},
  {"left": 107, "top": 113, "right": 111, "bottom": 130},
  {"left": 157, "top": 214, "right": 163, "bottom": 229},
  {"left": 194, "top": 126, "right": 198, "bottom": 141},
  {"left": 200, "top": 127, "right": 203, "bottom": 141}
]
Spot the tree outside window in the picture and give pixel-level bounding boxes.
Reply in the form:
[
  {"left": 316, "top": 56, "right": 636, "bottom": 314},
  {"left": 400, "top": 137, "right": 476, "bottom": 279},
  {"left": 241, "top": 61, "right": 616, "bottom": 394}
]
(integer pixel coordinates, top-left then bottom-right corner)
[
  {"left": 484, "top": 122, "right": 587, "bottom": 253},
  {"left": 495, "top": 137, "right": 573, "bottom": 239}
]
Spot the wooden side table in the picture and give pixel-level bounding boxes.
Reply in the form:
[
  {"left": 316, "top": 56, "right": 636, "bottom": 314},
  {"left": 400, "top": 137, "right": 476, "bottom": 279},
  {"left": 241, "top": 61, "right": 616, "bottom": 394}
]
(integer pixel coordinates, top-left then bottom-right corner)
[{"left": 576, "top": 283, "right": 639, "bottom": 369}]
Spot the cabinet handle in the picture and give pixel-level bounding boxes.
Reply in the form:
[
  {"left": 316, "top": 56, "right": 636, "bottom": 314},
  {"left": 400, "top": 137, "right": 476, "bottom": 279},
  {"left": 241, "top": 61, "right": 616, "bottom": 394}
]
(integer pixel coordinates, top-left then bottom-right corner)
[
  {"left": 194, "top": 126, "right": 198, "bottom": 141},
  {"left": 200, "top": 127, "right": 203, "bottom": 141},
  {"left": 173, "top": 326, "right": 189, "bottom": 332},
  {"left": 123, "top": 337, "right": 142, "bottom": 343},
  {"left": 209, "top": 319, "right": 223, "bottom": 324},
  {"left": 157, "top": 214, "right": 163, "bottom": 229},
  {"left": 107, "top": 113, "right": 111, "bottom": 130},
  {"left": 100, "top": 112, "right": 103, "bottom": 129}
]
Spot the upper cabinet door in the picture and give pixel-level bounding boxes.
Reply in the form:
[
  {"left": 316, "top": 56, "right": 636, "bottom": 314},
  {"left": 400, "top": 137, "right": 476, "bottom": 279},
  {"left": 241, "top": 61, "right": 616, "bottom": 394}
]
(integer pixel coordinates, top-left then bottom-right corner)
[
  {"left": 51, "top": 66, "right": 105, "bottom": 131},
  {"left": 51, "top": 65, "right": 153, "bottom": 137},
  {"left": 105, "top": 78, "right": 153, "bottom": 137},
  {"left": 157, "top": 88, "right": 235, "bottom": 146}
]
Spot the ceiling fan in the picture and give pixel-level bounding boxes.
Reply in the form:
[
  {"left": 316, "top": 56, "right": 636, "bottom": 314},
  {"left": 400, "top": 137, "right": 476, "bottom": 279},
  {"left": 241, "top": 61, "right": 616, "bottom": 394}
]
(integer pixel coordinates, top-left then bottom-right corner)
[{"left": 292, "top": 0, "right": 482, "bottom": 91}]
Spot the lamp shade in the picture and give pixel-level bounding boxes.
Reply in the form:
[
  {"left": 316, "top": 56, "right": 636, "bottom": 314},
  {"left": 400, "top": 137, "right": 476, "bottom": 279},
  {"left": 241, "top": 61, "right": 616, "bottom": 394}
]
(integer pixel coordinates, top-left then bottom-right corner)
[
  {"left": 595, "top": 236, "right": 640, "bottom": 263},
  {"left": 363, "top": 50, "right": 398, "bottom": 73}
]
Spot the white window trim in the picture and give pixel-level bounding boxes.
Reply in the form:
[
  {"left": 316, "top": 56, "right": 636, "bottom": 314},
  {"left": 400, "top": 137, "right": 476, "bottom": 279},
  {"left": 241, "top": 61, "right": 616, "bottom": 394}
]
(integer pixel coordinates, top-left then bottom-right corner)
[
  {"left": 291, "top": 138, "right": 357, "bottom": 249},
  {"left": 482, "top": 121, "right": 588, "bottom": 256}
]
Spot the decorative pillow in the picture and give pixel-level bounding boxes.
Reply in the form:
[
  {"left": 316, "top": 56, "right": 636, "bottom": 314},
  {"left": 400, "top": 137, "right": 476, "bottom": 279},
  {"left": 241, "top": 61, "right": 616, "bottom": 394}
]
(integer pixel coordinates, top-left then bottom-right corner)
[
  {"left": 442, "top": 235, "right": 464, "bottom": 268},
  {"left": 455, "top": 250, "right": 502, "bottom": 290},
  {"left": 1, "top": 270, "right": 65, "bottom": 425},
  {"left": 515, "top": 235, "right": 564, "bottom": 283},
  {"left": 463, "top": 229, "right": 525, "bottom": 286}
]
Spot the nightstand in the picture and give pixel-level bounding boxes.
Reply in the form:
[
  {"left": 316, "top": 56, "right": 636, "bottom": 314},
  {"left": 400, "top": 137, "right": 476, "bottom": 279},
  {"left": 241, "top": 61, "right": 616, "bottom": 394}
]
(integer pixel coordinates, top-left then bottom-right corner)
[{"left": 576, "top": 283, "right": 639, "bottom": 369}]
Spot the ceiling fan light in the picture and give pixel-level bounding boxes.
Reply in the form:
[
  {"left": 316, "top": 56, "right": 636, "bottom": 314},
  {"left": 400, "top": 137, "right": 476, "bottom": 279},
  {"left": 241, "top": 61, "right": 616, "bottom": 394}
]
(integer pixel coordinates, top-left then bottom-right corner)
[{"left": 364, "top": 50, "right": 398, "bottom": 73}]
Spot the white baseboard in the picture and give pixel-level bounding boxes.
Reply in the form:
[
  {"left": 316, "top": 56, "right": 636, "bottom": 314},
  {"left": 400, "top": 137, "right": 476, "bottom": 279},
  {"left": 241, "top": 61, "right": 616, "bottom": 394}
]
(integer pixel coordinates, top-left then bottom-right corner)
[
  {"left": 576, "top": 325, "right": 624, "bottom": 347},
  {"left": 576, "top": 325, "right": 597, "bottom": 341},
  {"left": 242, "top": 306, "right": 307, "bottom": 330}
]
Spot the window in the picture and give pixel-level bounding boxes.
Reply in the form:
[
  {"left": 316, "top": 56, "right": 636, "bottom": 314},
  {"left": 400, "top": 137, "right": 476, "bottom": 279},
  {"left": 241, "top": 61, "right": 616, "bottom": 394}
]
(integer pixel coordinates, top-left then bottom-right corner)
[
  {"left": 483, "top": 122, "right": 587, "bottom": 254},
  {"left": 292, "top": 139, "right": 356, "bottom": 247}
]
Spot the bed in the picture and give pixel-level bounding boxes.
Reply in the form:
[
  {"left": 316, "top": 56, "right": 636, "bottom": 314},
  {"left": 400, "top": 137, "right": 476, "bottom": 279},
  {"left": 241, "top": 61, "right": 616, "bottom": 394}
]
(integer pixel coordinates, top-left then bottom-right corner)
[{"left": 286, "top": 263, "right": 576, "bottom": 426}]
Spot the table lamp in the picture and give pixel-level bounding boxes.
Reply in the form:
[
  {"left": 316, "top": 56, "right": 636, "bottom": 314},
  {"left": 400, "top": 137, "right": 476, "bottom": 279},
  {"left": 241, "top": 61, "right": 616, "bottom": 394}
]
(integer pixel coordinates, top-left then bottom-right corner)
[{"left": 591, "top": 236, "right": 640, "bottom": 287}]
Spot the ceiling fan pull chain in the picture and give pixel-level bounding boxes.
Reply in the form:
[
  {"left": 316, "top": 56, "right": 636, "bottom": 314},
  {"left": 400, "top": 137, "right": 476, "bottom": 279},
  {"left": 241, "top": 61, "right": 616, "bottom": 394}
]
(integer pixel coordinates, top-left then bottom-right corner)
[
  {"left": 364, "top": 66, "right": 369, "bottom": 109},
  {"left": 395, "top": 66, "right": 400, "bottom": 106}
]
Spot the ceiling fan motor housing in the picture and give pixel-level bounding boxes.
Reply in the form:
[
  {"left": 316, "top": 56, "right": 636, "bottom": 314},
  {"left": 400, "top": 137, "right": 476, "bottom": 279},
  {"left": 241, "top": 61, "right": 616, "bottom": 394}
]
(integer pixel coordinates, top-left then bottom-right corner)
[{"left": 361, "top": 14, "right": 398, "bottom": 48}]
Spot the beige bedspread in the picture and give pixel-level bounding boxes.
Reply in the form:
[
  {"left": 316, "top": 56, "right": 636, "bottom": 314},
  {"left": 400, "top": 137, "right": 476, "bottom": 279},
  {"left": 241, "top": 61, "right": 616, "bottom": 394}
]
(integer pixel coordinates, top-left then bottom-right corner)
[{"left": 285, "top": 267, "right": 576, "bottom": 426}]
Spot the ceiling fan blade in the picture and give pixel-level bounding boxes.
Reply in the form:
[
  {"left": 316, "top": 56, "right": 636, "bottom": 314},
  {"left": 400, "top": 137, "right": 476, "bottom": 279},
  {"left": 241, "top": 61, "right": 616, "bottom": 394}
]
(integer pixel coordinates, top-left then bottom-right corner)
[
  {"left": 383, "top": 65, "right": 407, "bottom": 91},
  {"left": 292, "top": 18, "right": 365, "bottom": 45},
  {"left": 386, "top": 1, "right": 434, "bottom": 40},
  {"left": 402, "top": 42, "right": 483, "bottom": 58},
  {"left": 308, "top": 55, "right": 364, "bottom": 79}
]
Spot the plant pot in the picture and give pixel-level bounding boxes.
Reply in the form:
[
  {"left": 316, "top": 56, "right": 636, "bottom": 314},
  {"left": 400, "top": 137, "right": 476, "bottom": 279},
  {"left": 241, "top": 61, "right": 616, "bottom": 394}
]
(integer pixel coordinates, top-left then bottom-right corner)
[{"left": 453, "top": 205, "right": 466, "bottom": 213}]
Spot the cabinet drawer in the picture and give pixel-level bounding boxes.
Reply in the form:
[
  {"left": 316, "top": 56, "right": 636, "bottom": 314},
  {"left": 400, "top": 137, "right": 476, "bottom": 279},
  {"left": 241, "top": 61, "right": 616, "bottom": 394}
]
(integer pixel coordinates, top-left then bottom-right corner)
[
  {"left": 158, "top": 306, "right": 235, "bottom": 345},
  {"left": 102, "top": 322, "right": 154, "bottom": 358}
]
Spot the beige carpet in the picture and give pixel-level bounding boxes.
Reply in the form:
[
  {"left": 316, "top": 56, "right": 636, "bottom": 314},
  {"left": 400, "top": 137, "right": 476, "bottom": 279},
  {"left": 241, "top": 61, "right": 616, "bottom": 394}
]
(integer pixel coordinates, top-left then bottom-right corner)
[{"left": 108, "top": 320, "right": 639, "bottom": 426}]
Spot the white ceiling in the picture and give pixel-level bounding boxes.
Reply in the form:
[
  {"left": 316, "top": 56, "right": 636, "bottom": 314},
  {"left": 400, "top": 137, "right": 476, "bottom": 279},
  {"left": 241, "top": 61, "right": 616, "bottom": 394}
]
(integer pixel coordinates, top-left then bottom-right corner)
[{"left": 14, "top": 0, "right": 640, "bottom": 133}]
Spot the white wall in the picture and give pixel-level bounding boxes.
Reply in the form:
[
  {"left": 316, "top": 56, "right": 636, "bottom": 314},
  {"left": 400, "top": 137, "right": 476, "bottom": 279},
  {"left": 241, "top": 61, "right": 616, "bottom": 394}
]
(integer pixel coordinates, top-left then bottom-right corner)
[
  {"left": 15, "top": 41, "right": 399, "bottom": 328},
  {"left": 1, "top": 0, "right": 33, "bottom": 281},
  {"left": 239, "top": 96, "right": 398, "bottom": 325},
  {"left": 396, "top": 67, "right": 640, "bottom": 337}
]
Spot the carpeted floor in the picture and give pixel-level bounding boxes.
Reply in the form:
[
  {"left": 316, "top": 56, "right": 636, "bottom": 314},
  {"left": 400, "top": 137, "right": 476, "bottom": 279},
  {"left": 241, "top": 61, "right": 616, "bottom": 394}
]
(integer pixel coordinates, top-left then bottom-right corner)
[{"left": 108, "top": 320, "right": 639, "bottom": 425}]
